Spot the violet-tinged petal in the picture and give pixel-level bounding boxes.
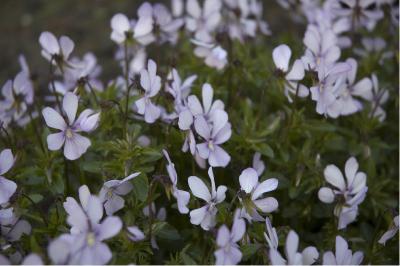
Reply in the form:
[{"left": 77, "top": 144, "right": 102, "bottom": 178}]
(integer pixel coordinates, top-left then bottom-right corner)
[
  {"left": 0, "top": 149, "right": 14, "bottom": 175},
  {"left": 239, "top": 168, "right": 258, "bottom": 193},
  {"left": 42, "top": 107, "right": 67, "bottom": 130},
  {"left": 47, "top": 132, "right": 65, "bottom": 151},
  {"left": 98, "top": 216, "right": 122, "bottom": 240}
]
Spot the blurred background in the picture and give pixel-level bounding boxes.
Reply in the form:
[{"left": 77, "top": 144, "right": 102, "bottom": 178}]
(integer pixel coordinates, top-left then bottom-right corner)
[{"left": 0, "top": 0, "right": 291, "bottom": 83}]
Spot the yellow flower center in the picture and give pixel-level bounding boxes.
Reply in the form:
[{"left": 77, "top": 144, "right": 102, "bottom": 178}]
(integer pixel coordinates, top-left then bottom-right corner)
[
  {"left": 87, "top": 232, "right": 95, "bottom": 246},
  {"left": 65, "top": 128, "right": 73, "bottom": 139}
]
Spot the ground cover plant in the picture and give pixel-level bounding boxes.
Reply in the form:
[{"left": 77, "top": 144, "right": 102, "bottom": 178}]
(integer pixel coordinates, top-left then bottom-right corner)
[{"left": 0, "top": 0, "right": 399, "bottom": 265}]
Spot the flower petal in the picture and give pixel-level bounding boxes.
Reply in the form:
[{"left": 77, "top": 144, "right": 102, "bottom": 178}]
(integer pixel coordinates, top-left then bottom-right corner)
[
  {"left": 252, "top": 178, "right": 278, "bottom": 200},
  {"left": 63, "top": 92, "right": 78, "bottom": 125},
  {"left": 47, "top": 132, "right": 65, "bottom": 151},
  {"left": 42, "top": 107, "right": 66, "bottom": 130},
  {"left": 0, "top": 149, "right": 14, "bottom": 175},
  {"left": 273, "top": 44, "right": 291, "bottom": 72},
  {"left": 98, "top": 216, "right": 122, "bottom": 240},
  {"left": 239, "top": 168, "right": 258, "bottom": 193},
  {"left": 188, "top": 176, "right": 211, "bottom": 202},
  {"left": 324, "top": 164, "right": 346, "bottom": 191},
  {"left": 318, "top": 187, "right": 335, "bottom": 203}
]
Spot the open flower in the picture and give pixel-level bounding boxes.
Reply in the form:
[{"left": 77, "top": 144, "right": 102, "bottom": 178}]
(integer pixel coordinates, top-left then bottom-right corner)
[
  {"left": 318, "top": 157, "right": 368, "bottom": 229},
  {"left": 48, "top": 185, "right": 122, "bottom": 265},
  {"left": 99, "top": 172, "right": 140, "bottom": 215},
  {"left": 378, "top": 215, "right": 399, "bottom": 245},
  {"left": 194, "top": 110, "right": 231, "bottom": 167},
  {"left": 134, "top": 59, "right": 161, "bottom": 123},
  {"left": 185, "top": 0, "right": 222, "bottom": 39},
  {"left": 272, "top": 44, "right": 308, "bottom": 102},
  {"left": 0, "top": 149, "right": 16, "bottom": 205},
  {"left": 188, "top": 167, "right": 227, "bottom": 230},
  {"left": 110, "top": 13, "right": 133, "bottom": 44},
  {"left": 39, "top": 31, "right": 75, "bottom": 69},
  {"left": 163, "top": 150, "right": 190, "bottom": 214},
  {"left": 214, "top": 209, "right": 246, "bottom": 265},
  {"left": 191, "top": 32, "right": 228, "bottom": 70},
  {"left": 42, "top": 92, "right": 100, "bottom": 160},
  {"left": 238, "top": 167, "right": 279, "bottom": 222},
  {"left": 269, "top": 230, "right": 319, "bottom": 265},
  {"left": 322, "top": 235, "right": 364, "bottom": 265}
]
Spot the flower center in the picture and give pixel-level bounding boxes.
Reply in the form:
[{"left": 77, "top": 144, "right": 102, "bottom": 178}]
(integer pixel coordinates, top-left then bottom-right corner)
[
  {"left": 65, "top": 128, "right": 73, "bottom": 139},
  {"left": 208, "top": 141, "right": 214, "bottom": 151},
  {"left": 86, "top": 232, "right": 95, "bottom": 246}
]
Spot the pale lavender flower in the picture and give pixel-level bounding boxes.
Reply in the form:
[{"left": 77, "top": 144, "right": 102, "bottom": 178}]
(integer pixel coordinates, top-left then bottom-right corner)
[
  {"left": 42, "top": 92, "right": 100, "bottom": 160},
  {"left": 264, "top": 217, "right": 279, "bottom": 250},
  {"left": 110, "top": 13, "right": 133, "bottom": 44},
  {"left": 99, "top": 172, "right": 141, "bottom": 215},
  {"left": 223, "top": 0, "right": 258, "bottom": 42},
  {"left": 127, "top": 226, "right": 145, "bottom": 242},
  {"left": 364, "top": 74, "right": 389, "bottom": 122},
  {"left": 322, "top": 235, "right": 364, "bottom": 265},
  {"left": 39, "top": 31, "right": 75, "bottom": 68},
  {"left": 335, "top": 58, "right": 372, "bottom": 116},
  {"left": 191, "top": 32, "right": 228, "bottom": 70},
  {"left": 238, "top": 167, "right": 278, "bottom": 222},
  {"left": 301, "top": 25, "right": 341, "bottom": 71},
  {"left": 272, "top": 44, "right": 309, "bottom": 102},
  {"left": 188, "top": 83, "right": 225, "bottom": 121},
  {"left": 188, "top": 167, "right": 227, "bottom": 230},
  {"left": 0, "top": 253, "right": 43, "bottom": 265},
  {"left": 310, "top": 62, "right": 351, "bottom": 118},
  {"left": 378, "top": 215, "right": 399, "bottom": 245},
  {"left": 0, "top": 149, "right": 16, "bottom": 205},
  {"left": 163, "top": 150, "right": 190, "bottom": 214},
  {"left": 134, "top": 2, "right": 184, "bottom": 45},
  {"left": 214, "top": 209, "right": 246, "bottom": 265},
  {"left": 134, "top": 59, "right": 161, "bottom": 123},
  {"left": 329, "top": 0, "right": 383, "bottom": 31},
  {"left": 269, "top": 230, "right": 319, "bottom": 265},
  {"left": 48, "top": 185, "right": 122, "bottom": 265},
  {"left": 253, "top": 152, "right": 265, "bottom": 177},
  {"left": 318, "top": 157, "right": 368, "bottom": 229},
  {"left": 194, "top": 110, "right": 231, "bottom": 167},
  {"left": 185, "top": 0, "right": 222, "bottom": 39},
  {"left": 1, "top": 207, "right": 31, "bottom": 243}
]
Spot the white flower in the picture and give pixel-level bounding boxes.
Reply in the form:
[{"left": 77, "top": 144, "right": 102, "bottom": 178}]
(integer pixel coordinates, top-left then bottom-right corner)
[
  {"left": 99, "top": 172, "right": 140, "bottom": 215},
  {"left": 322, "top": 235, "right": 364, "bottom": 265},
  {"left": 214, "top": 209, "right": 246, "bottom": 265},
  {"left": 134, "top": 59, "right": 161, "bottom": 123},
  {"left": 378, "top": 215, "right": 399, "bottom": 245},
  {"left": 194, "top": 110, "right": 232, "bottom": 167},
  {"left": 0, "top": 149, "right": 16, "bottom": 205},
  {"left": 163, "top": 149, "right": 190, "bottom": 214},
  {"left": 318, "top": 157, "right": 368, "bottom": 229},
  {"left": 42, "top": 92, "right": 100, "bottom": 160},
  {"left": 110, "top": 13, "right": 133, "bottom": 44},
  {"left": 238, "top": 167, "right": 279, "bottom": 222},
  {"left": 269, "top": 230, "right": 319, "bottom": 265},
  {"left": 191, "top": 33, "right": 228, "bottom": 70},
  {"left": 188, "top": 167, "right": 227, "bottom": 230},
  {"left": 39, "top": 31, "right": 75, "bottom": 68},
  {"left": 264, "top": 217, "right": 279, "bottom": 250},
  {"left": 186, "top": 0, "right": 222, "bottom": 39},
  {"left": 272, "top": 44, "right": 308, "bottom": 102}
]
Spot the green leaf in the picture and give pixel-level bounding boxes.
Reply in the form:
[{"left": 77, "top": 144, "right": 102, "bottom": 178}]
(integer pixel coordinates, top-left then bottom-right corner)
[
  {"left": 241, "top": 243, "right": 262, "bottom": 260},
  {"left": 132, "top": 174, "right": 149, "bottom": 202}
]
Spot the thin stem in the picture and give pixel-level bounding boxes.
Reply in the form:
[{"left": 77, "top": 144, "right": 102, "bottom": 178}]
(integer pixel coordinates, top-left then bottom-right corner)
[
  {"left": 49, "top": 58, "right": 62, "bottom": 111},
  {"left": 123, "top": 41, "right": 131, "bottom": 136},
  {"left": 27, "top": 109, "right": 46, "bottom": 154},
  {"left": 86, "top": 80, "right": 99, "bottom": 106}
]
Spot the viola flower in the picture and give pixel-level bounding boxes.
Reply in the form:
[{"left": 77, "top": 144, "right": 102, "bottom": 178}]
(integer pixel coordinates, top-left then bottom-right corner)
[
  {"left": 253, "top": 152, "right": 265, "bottom": 177},
  {"left": 188, "top": 167, "right": 227, "bottom": 230},
  {"left": 163, "top": 150, "right": 190, "bottom": 214},
  {"left": 134, "top": 59, "right": 161, "bottom": 123},
  {"left": 127, "top": 226, "right": 145, "bottom": 242},
  {"left": 214, "top": 210, "right": 246, "bottom": 265},
  {"left": 378, "top": 215, "right": 399, "bottom": 245},
  {"left": 99, "top": 172, "right": 140, "bottom": 215},
  {"left": 238, "top": 167, "right": 279, "bottom": 222},
  {"left": 191, "top": 32, "right": 228, "bottom": 70},
  {"left": 269, "top": 230, "right": 319, "bottom": 265},
  {"left": 301, "top": 25, "right": 341, "bottom": 71},
  {"left": 0, "top": 207, "right": 31, "bottom": 242},
  {"left": 0, "top": 149, "right": 17, "bottom": 205},
  {"left": 272, "top": 44, "right": 308, "bottom": 102},
  {"left": 335, "top": 58, "right": 372, "bottom": 116},
  {"left": 42, "top": 92, "right": 100, "bottom": 160},
  {"left": 264, "top": 217, "right": 279, "bottom": 250},
  {"left": 39, "top": 31, "right": 75, "bottom": 69},
  {"left": 110, "top": 13, "right": 133, "bottom": 44},
  {"left": 49, "top": 185, "right": 122, "bottom": 265},
  {"left": 322, "top": 235, "right": 364, "bottom": 265},
  {"left": 194, "top": 110, "right": 231, "bottom": 167},
  {"left": 134, "top": 2, "right": 184, "bottom": 45},
  {"left": 318, "top": 157, "right": 368, "bottom": 229},
  {"left": 329, "top": 0, "right": 383, "bottom": 31},
  {"left": 0, "top": 71, "right": 34, "bottom": 125},
  {"left": 310, "top": 62, "right": 351, "bottom": 118},
  {"left": 185, "top": 0, "right": 222, "bottom": 39}
]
